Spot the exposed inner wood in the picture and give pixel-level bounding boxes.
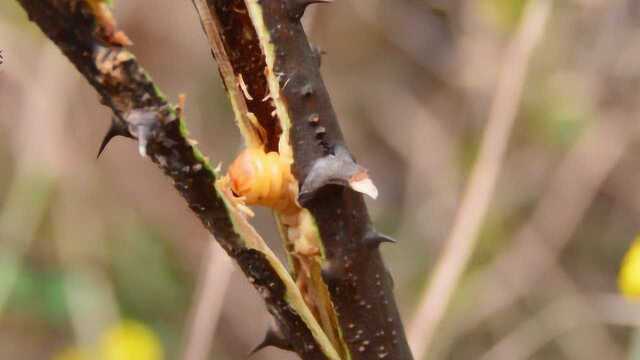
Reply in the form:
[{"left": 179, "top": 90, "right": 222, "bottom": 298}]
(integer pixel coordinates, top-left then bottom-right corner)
[{"left": 198, "top": 0, "right": 281, "bottom": 151}]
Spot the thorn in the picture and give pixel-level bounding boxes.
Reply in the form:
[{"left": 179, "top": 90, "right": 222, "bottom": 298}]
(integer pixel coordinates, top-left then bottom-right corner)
[
  {"left": 249, "top": 325, "right": 293, "bottom": 356},
  {"left": 298, "top": 145, "right": 379, "bottom": 203},
  {"left": 97, "top": 116, "right": 133, "bottom": 158},
  {"left": 363, "top": 229, "right": 396, "bottom": 248},
  {"left": 288, "top": 0, "right": 333, "bottom": 20}
]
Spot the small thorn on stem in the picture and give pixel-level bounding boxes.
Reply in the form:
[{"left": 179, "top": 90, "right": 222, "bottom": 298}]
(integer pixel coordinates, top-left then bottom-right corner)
[
  {"left": 249, "top": 325, "right": 292, "bottom": 356},
  {"left": 97, "top": 116, "right": 133, "bottom": 158},
  {"left": 288, "top": 0, "right": 333, "bottom": 20},
  {"left": 363, "top": 230, "right": 397, "bottom": 248},
  {"left": 299, "top": 145, "right": 379, "bottom": 203}
]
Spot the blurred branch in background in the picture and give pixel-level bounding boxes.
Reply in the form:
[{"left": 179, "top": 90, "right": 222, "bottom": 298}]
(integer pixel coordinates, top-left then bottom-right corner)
[
  {"left": 0, "top": 43, "right": 66, "bottom": 314},
  {"left": 408, "top": 1, "right": 552, "bottom": 357},
  {"left": 478, "top": 294, "right": 605, "bottom": 360},
  {"left": 449, "top": 110, "right": 637, "bottom": 359},
  {"left": 54, "top": 190, "right": 120, "bottom": 350},
  {"left": 0, "top": 174, "right": 53, "bottom": 314},
  {"left": 446, "top": 114, "right": 636, "bottom": 359},
  {"left": 479, "top": 257, "right": 622, "bottom": 360},
  {"left": 366, "top": 86, "right": 461, "bottom": 243},
  {"left": 0, "top": 35, "right": 62, "bottom": 316},
  {"left": 182, "top": 238, "right": 233, "bottom": 360},
  {"left": 433, "top": 1, "right": 640, "bottom": 358},
  {"left": 350, "top": 0, "right": 457, "bottom": 84},
  {"left": 477, "top": 291, "right": 640, "bottom": 360},
  {"left": 0, "top": 37, "right": 122, "bottom": 357}
]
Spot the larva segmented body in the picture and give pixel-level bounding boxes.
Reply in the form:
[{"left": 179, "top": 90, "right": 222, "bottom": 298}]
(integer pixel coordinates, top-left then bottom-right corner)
[
  {"left": 228, "top": 148, "right": 321, "bottom": 259},
  {"left": 228, "top": 148, "right": 299, "bottom": 214}
]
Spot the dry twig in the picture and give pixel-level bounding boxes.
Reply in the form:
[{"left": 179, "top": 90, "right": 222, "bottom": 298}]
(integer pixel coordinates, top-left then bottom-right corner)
[
  {"left": 408, "top": 1, "right": 552, "bottom": 357},
  {"left": 182, "top": 239, "right": 234, "bottom": 360}
]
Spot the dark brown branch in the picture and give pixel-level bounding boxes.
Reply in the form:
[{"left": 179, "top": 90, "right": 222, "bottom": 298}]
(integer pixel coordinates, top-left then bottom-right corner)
[{"left": 256, "top": 3, "right": 413, "bottom": 358}]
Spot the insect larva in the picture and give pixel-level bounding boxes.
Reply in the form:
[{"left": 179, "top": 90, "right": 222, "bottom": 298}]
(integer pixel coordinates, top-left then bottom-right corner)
[
  {"left": 228, "top": 148, "right": 298, "bottom": 214},
  {"left": 227, "top": 147, "right": 340, "bottom": 349},
  {"left": 227, "top": 148, "right": 318, "bottom": 254}
]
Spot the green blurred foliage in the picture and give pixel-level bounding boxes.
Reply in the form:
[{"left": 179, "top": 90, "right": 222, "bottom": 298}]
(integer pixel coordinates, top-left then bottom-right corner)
[
  {"left": 7, "top": 266, "right": 68, "bottom": 325},
  {"left": 109, "top": 222, "right": 191, "bottom": 321},
  {"left": 0, "top": 174, "right": 56, "bottom": 322},
  {"left": 524, "top": 77, "right": 591, "bottom": 148},
  {"left": 470, "top": 209, "right": 514, "bottom": 270},
  {"left": 630, "top": 330, "right": 640, "bottom": 360},
  {"left": 108, "top": 221, "right": 192, "bottom": 358},
  {"left": 482, "top": 0, "right": 529, "bottom": 30}
]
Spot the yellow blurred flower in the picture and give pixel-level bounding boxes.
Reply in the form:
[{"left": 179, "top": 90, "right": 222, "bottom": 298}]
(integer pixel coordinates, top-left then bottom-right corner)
[
  {"left": 100, "top": 320, "right": 164, "bottom": 360},
  {"left": 52, "top": 320, "right": 163, "bottom": 360},
  {"left": 619, "top": 238, "right": 640, "bottom": 299}
]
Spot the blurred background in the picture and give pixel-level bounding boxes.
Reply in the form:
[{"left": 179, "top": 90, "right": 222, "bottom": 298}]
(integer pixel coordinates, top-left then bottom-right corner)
[{"left": 2, "top": 0, "right": 640, "bottom": 359}]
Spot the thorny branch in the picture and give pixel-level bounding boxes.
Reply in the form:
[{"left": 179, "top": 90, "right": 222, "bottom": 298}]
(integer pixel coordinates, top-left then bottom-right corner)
[
  {"left": 192, "top": 0, "right": 412, "bottom": 359},
  {"left": 16, "top": 0, "right": 338, "bottom": 358}
]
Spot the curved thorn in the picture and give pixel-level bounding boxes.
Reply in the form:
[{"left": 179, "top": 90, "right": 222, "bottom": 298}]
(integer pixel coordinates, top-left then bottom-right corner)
[
  {"left": 363, "top": 229, "right": 397, "bottom": 248},
  {"left": 97, "top": 116, "right": 133, "bottom": 158},
  {"left": 249, "top": 325, "right": 293, "bottom": 356},
  {"left": 288, "top": 0, "right": 333, "bottom": 20},
  {"left": 298, "top": 145, "right": 378, "bottom": 203}
]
